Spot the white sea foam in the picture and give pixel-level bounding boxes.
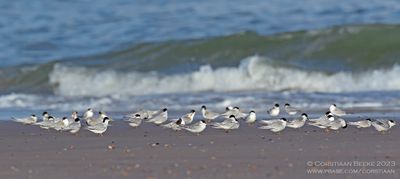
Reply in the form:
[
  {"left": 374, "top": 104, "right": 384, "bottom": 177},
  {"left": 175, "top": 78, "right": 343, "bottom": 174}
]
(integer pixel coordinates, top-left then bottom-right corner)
[{"left": 49, "top": 55, "right": 400, "bottom": 97}]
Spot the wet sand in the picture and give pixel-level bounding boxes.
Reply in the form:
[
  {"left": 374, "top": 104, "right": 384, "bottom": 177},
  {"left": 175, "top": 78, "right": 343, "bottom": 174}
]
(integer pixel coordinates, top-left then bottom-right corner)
[{"left": 0, "top": 120, "right": 399, "bottom": 179}]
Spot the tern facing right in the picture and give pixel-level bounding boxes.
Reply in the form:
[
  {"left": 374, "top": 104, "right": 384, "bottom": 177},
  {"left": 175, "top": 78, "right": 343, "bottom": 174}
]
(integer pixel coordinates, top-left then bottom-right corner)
[
  {"left": 86, "top": 117, "right": 111, "bottom": 136},
  {"left": 287, "top": 113, "right": 308, "bottom": 128},
  {"left": 371, "top": 119, "right": 396, "bottom": 132},
  {"left": 348, "top": 118, "right": 372, "bottom": 128},
  {"left": 12, "top": 114, "right": 37, "bottom": 125},
  {"left": 284, "top": 103, "right": 300, "bottom": 115},
  {"left": 162, "top": 118, "right": 185, "bottom": 131},
  {"left": 268, "top": 104, "right": 280, "bottom": 117},
  {"left": 329, "top": 104, "right": 346, "bottom": 116},
  {"left": 146, "top": 108, "right": 168, "bottom": 125},
  {"left": 326, "top": 117, "right": 347, "bottom": 130},
  {"left": 183, "top": 120, "right": 207, "bottom": 134},
  {"left": 308, "top": 114, "right": 335, "bottom": 129},
  {"left": 35, "top": 116, "right": 55, "bottom": 129},
  {"left": 180, "top": 110, "right": 196, "bottom": 124},
  {"left": 211, "top": 115, "right": 240, "bottom": 132},
  {"left": 201, "top": 105, "right": 220, "bottom": 122},
  {"left": 67, "top": 117, "right": 81, "bottom": 134},
  {"left": 258, "top": 118, "right": 287, "bottom": 133}
]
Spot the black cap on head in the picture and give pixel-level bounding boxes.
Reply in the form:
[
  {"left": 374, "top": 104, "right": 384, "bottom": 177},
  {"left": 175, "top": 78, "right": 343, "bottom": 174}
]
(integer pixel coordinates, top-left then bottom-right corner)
[
  {"left": 281, "top": 118, "right": 287, "bottom": 121},
  {"left": 62, "top": 117, "right": 67, "bottom": 120},
  {"left": 285, "top": 103, "right": 289, "bottom": 106},
  {"left": 327, "top": 115, "right": 333, "bottom": 118},
  {"left": 274, "top": 104, "right": 279, "bottom": 107},
  {"left": 225, "top": 107, "right": 230, "bottom": 111},
  {"left": 201, "top": 120, "right": 206, "bottom": 123},
  {"left": 135, "top": 114, "right": 140, "bottom": 117},
  {"left": 229, "top": 115, "right": 236, "bottom": 119},
  {"left": 87, "top": 108, "right": 91, "bottom": 110},
  {"left": 49, "top": 116, "right": 54, "bottom": 119},
  {"left": 201, "top": 105, "right": 206, "bottom": 109},
  {"left": 162, "top": 108, "right": 167, "bottom": 112},
  {"left": 366, "top": 118, "right": 371, "bottom": 121},
  {"left": 332, "top": 104, "right": 336, "bottom": 106},
  {"left": 389, "top": 120, "right": 394, "bottom": 123},
  {"left": 325, "top": 111, "right": 330, "bottom": 115},
  {"left": 32, "top": 114, "right": 36, "bottom": 117},
  {"left": 42, "top": 112, "right": 48, "bottom": 115},
  {"left": 250, "top": 110, "right": 255, "bottom": 113},
  {"left": 99, "top": 111, "right": 102, "bottom": 114},
  {"left": 75, "top": 118, "right": 80, "bottom": 122},
  {"left": 103, "top": 117, "right": 109, "bottom": 122},
  {"left": 176, "top": 118, "right": 182, "bottom": 125},
  {"left": 302, "top": 113, "right": 308, "bottom": 117},
  {"left": 190, "top": 109, "right": 195, "bottom": 113},
  {"left": 234, "top": 106, "right": 240, "bottom": 110}
]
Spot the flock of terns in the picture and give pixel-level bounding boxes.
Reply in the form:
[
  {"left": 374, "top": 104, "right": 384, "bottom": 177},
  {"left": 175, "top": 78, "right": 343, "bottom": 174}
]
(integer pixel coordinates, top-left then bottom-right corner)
[{"left": 12, "top": 104, "right": 396, "bottom": 135}]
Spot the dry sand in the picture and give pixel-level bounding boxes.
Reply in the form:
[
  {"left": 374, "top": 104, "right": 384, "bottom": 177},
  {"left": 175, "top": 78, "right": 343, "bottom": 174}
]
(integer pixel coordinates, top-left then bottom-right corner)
[{"left": 0, "top": 120, "right": 398, "bottom": 179}]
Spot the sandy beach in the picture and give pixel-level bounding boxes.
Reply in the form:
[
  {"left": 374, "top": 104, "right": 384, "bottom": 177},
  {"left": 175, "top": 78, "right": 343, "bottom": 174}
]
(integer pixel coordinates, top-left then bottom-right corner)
[{"left": 0, "top": 120, "right": 398, "bottom": 179}]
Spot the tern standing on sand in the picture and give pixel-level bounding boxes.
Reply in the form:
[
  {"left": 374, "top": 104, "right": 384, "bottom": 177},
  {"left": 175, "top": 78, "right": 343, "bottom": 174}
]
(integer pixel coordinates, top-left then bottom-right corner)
[
  {"left": 201, "top": 105, "right": 220, "bottom": 122},
  {"left": 329, "top": 104, "right": 346, "bottom": 116}
]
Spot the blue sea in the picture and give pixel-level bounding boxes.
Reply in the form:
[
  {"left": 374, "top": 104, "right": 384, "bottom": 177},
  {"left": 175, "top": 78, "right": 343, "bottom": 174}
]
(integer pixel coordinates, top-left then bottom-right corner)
[{"left": 2, "top": 0, "right": 400, "bottom": 119}]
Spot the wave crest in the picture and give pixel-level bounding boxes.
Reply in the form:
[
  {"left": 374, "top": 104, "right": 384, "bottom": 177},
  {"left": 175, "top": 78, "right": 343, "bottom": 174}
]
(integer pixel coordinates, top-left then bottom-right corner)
[{"left": 49, "top": 56, "right": 400, "bottom": 97}]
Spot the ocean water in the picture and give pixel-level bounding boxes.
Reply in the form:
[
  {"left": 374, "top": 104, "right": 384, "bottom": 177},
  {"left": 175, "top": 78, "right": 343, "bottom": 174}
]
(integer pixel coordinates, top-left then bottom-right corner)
[{"left": 2, "top": 0, "right": 400, "bottom": 119}]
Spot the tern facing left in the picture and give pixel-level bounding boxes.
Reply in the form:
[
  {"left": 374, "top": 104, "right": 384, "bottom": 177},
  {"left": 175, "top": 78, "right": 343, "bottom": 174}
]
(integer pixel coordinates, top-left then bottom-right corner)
[{"left": 284, "top": 103, "right": 300, "bottom": 115}]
